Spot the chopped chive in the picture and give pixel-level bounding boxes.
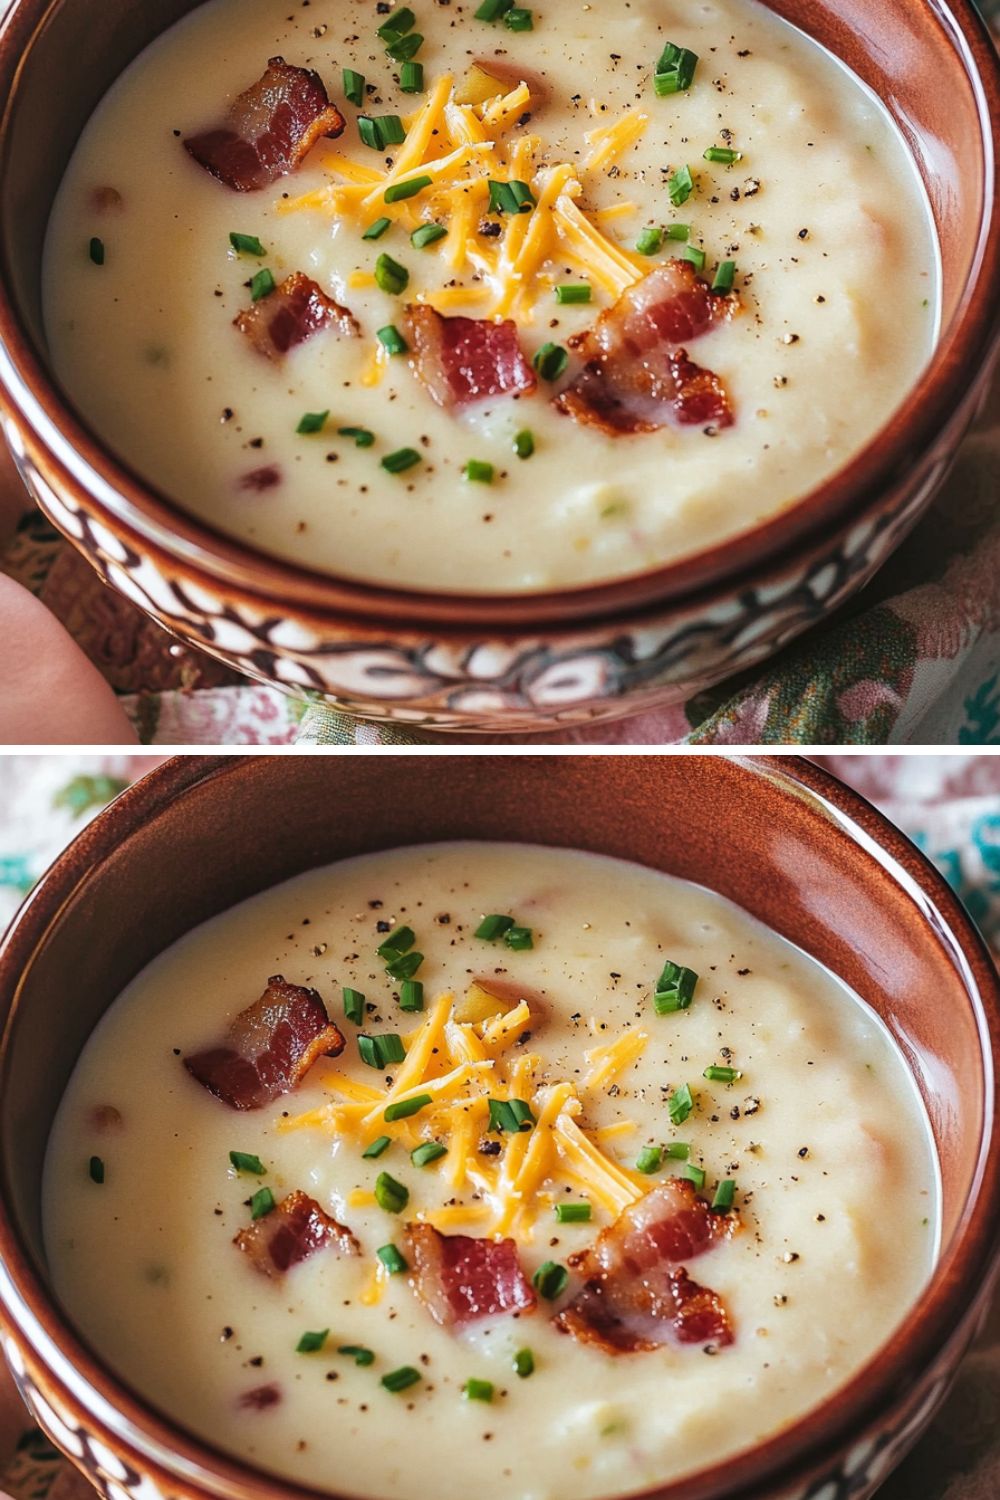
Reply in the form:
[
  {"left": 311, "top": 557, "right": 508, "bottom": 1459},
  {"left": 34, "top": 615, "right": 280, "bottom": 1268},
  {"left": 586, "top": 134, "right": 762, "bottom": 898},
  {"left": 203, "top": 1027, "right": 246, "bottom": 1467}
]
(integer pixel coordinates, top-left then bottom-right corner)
[
  {"left": 680, "top": 244, "right": 706, "bottom": 271},
  {"left": 703, "top": 1064, "right": 742, "bottom": 1084},
  {"left": 555, "top": 1202, "right": 592, "bottom": 1223},
  {"left": 487, "top": 179, "right": 536, "bottom": 215},
  {"left": 229, "top": 232, "right": 266, "bottom": 256},
  {"left": 555, "top": 283, "right": 592, "bottom": 304},
  {"left": 475, "top": 0, "right": 514, "bottom": 19},
  {"left": 375, "top": 252, "right": 410, "bottom": 294},
  {"left": 533, "top": 342, "right": 568, "bottom": 381},
  {"left": 533, "top": 1261, "right": 568, "bottom": 1300},
  {"left": 668, "top": 164, "right": 694, "bottom": 207},
  {"left": 654, "top": 960, "right": 698, "bottom": 1014},
  {"left": 358, "top": 1033, "right": 407, "bottom": 1069},
  {"left": 464, "top": 459, "right": 494, "bottom": 483},
  {"left": 654, "top": 44, "right": 698, "bottom": 96},
  {"left": 344, "top": 987, "right": 366, "bottom": 1025},
  {"left": 377, "top": 324, "right": 409, "bottom": 355},
  {"left": 669, "top": 1082, "right": 694, "bottom": 1126},
  {"left": 400, "top": 60, "right": 424, "bottom": 93},
  {"left": 464, "top": 1378, "right": 494, "bottom": 1402},
  {"left": 374, "top": 1171, "right": 410, "bottom": 1213},
  {"left": 358, "top": 116, "right": 381, "bottom": 149},
  {"left": 382, "top": 447, "right": 421, "bottom": 474},
  {"left": 513, "top": 1347, "right": 534, "bottom": 1377},
  {"left": 385, "top": 950, "right": 424, "bottom": 980},
  {"left": 514, "top": 429, "right": 535, "bottom": 459},
  {"left": 296, "top": 1328, "right": 329, "bottom": 1353},
  {"left": 363, "top": 217, "right": 392, "bottom": 241},
  {"left": 250, "top": 1187, "right": 276, "bottom": 1219},
  {"left": 411, "top": 222, "right": 447, "bottom": 249},
  {"left": 364, "top": 1135, "right": 392, "bottom": 1159},
  {"left": 411, "top": 1141, "right": 447, "bottom": 1167},
  {"left": 382, "top": 1366, "right": 421, "bottom": 1393},
  {"left": 666, "top": 223, "right": 691, "bottom": 240},
  {"left": 296, "top": 409, "right": 329, "bottom": 435},
  {"left": 343, "top": 68, "right": 366, "bottom": 106},
  {"left": 636, "top": 226, "right": 664, "bottom": 255},
  {"left": 635, "top": 1145, "right": 663, "bottom": 1174},
  {"left": 399, "top": 979, "right": 424, "bottom": 1012},
  {"left": 377, "top": 7, "right": 415, "bottom": 41},
  {"left": 504, "top": 7, "right": 533, "bottom": 29},
  {"left": 488, "top": 1098, "right": 536, "bottom": 1133},
  {"left": 359, "top": 115, "right": 407, "bottom": 150},
  {"left": 377, "top": 926, "right": 416, "bottom": 960},
  {"left": 385, "top": 174, "right": 432, "bottom": 204},
  {"left": 704, "top": 146, "right": 742, "bottom": 165},
  {"left": 665, "top": 1141, "right": 691, "bottom": 1159},
  {"left": 339, "top": 1343, "right": 376, "bottom": 1365},
  {"left": 476, "top": 913, "right": 515, "bottom": 940},
  {"left": 88, "top": 237, "right": 105, "bottom": 266},
  {"left": 384, "top": 1092, "right": 432, "bottom": 1123},
  {"left": 377, "top": 1243, "right": 409, "bottom": 1273},
  {"left": 250, "top": 268, "right": 276, "bottom": 301},
  {"left": 679, "top": 1162, "right": 706, "bottom": 1189},
  {"left": 88, "top": 1155, "right": 105, "bottom": 1183},
  {"left": 229, "top": 1151, "right": 266, "bottom": 1175},
  {"left": 386, "top": 31, "right": 423, "bottom": 61},
  {"left": 712, "top": 259, "right": 736, "bottom": 293},
  {"left": 339, "top": 425, "right": 376, "bottom": 447},
  {"left": 504, "top": 925, "right": 533, "bottom": 951},
  {"left": 712, "top": 1179, "right": 737, "bottom": 1212}
]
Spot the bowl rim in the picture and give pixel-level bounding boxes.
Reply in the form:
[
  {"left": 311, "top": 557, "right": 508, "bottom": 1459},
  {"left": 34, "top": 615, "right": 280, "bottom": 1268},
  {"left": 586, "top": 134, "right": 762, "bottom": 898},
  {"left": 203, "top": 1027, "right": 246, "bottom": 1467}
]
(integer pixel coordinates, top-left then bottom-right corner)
[
  {"left": 0, "top": 0, "right": 999, "bottom": 634},
  {"left": 0, "top": 753, "right": 998, "bottom": 1500}
]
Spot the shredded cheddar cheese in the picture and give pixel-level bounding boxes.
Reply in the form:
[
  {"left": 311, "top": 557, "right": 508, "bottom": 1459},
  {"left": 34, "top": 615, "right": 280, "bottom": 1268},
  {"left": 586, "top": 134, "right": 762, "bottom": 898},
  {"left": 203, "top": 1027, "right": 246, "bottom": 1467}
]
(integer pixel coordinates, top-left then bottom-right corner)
[
  {"left": 584, "top": 108, "right": 649, "bottom": 171},
  {"left": 583, "top": 1028, "right": 649, "bottom": 1090}
]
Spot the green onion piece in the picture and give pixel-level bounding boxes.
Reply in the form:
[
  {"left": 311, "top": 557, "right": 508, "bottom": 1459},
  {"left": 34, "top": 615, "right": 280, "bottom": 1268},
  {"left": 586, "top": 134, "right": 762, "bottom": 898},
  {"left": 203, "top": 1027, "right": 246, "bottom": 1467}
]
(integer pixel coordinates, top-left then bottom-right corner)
[
  {"left": 344, "top": 987, "right": 366, "bottom": 1025},
  {"left": 377, "top": 925, "right": 416, "bottom": 959},
  {"left": 377, "top": 324, "right": 409, "bottom": 355},
  {"left": 296, "top": 409, "right": 329, "bottom": 435},
  {"left": 296, "top": 1328, "right": 329, "bottom": 1353},
  {"left": 411, "top": 1141, "right": 447, "bottom": 1167},
  {"left": 654, "top": 45, "right": 699, "bottom": 96},
  {"left": 464, "top": 459, "right": 494, "bottom": 483},
  {"left": 384, "top": 1092, "right": 432, "bottom": 1122},
  {"left": 555, "top": 1202, "right": 592, "bottom": 1223},
  {"left": 339, "top": 425, "right": 376, "bottom": 446},
  {"left": 363, "top": 217, "right": 392, "bottom": 241},
  {"left": 400, "top": 60, "right": 424, "bottom": 93},
  {"left": 250, "top": 1187, "right": 276, "bottom": 1219},
  {"left": 669, "top": 1082, "right": 694, "bottom": 1126},
  {"left": 385, "top": 950, "right": 424, "bottom": 980},
  {"left": 359, "top": 115, "right": 407, "bottom": 151},
  {"left": 411, "top": 222, "right": 447, "bottom": 249},
  {"left": 635, "top": 1145, "right": 663, "bottom": 1174},
  {"left": 475, "top": 914, "right": 515, "bottom": 940},
  {"left": 555, "top": 283, "right": 592, "bottom": 304},
  {"left": 533, "top": 1261, "right": 569, "bottom": 1300},
  {"left": 712, "top": 1179, "right": 737, "bottom": 1212},
  {"left": 636, "top": 226, "right": 664, "bottom": 255},
  {"left": 464, "top": 1378, "right": 494, "bottom": 1402},
  {"left": 250, "top": 268, "right": 276, "bottom": 301},
  {"left": 343, "top": 68, "right": 366, "bottom": 106},
  {"left": 385, "top": 174, "right": 432, "bottom": 204},
  {"left": 382, "top": 447, "right": 422, "bottom": 474},
  {"left": 665, "top": 1141, "right": 691, "bottom": 1159},
  {"left": 377, "top": 1243, "right": 409, "bottom": 1273},
  {"left": 533, "top": 342, "right": 568, "bottom": 381},
  {"left": 704, "top": 146, "right": 742, "bottom": 165},
  {"left": 487, "top": 179, "right": 536, "bottom": 214},
  {"left": 712, "top": 259, "right": 736, "bottom": 293},
  {"left": 508, "top": 180, "right": 536, "bottom": 212},
  {"left": 679, "top": 1162, "right": 706, "bottom": 1189},
  {"left": 375, "top": 1170, "right": 410, "bottom": 1212},
  {"left": 229, "top": 232, "right": 266, "bottom": 256},
  {"left": 666, "top": 223, "right": 691, "bottom": 240},
  {"left": 358, "top": 1033, "right": 407, "bottom": 1069},
  {"left": 339, "top": 1343, "right": 376, "bottom": 1364},
  {"left": 399, "top": 979, "right": 424, "bottom": 1012},
  {"left": 475, "top": 0, "right": 514, "bottom": 19},
  {"left": 229, "top": 1151, "right": 266, "bottom": 1175},
  {"left": 364, "top": 1135, "right": 392, "bottom": 1159},
  {"left": 504, "top": 925, "right": 533, "bottom": 951},
  {"left": 504, "top": 7, "right": 533, "bottom": 29},
  {"left": 377, "top": 7, "right": 416, "bottom": 41},
  {"left": 358, "top": 116, "right": 381, "bottom": 150},
  {"left": 488, "top": 1098, "right": 537, "bottom": 1133},
  {"left": 88, "top": 1155, "right": 105, "bottom": 1184},
  {"left": 680, "top": 244, "right": 706, "bottom": 271},
  {"left": 386, "top": 31, "right": 423, "bottom": 61},
  {"left": 703, "top": 1064, "right": 742, "bottom": 1084},
  {"left": 668, "top": 164, "right": 694, "bottom": 207},
  {"left": 654, "top": 960, "right": 698, "bottom": 1014},
  {"left": 89, "top": 237, "right": 105, "bottom": 266},
  {"left": 514, "top": 429, "right": 535, "bottom": 459},
  {"left": 513, "top": 1347, "right": 534, "bottom": 1377},
  {"left": 382, "top": 1366, "right": 421, "bottom": 1393},
  {"left": 375, "top": 252, "right": 410, "bottom": 294}
]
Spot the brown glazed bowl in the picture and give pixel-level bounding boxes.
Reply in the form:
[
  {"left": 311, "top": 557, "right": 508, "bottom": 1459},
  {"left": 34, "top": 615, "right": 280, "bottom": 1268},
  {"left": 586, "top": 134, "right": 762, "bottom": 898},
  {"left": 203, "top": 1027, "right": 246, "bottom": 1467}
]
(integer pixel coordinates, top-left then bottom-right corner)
[
  {"left": 0, "top": 4, "right": 999, "bottom": 732},
  {"left": 0, "top": 754, "right": 999, "bottom": 1500}
]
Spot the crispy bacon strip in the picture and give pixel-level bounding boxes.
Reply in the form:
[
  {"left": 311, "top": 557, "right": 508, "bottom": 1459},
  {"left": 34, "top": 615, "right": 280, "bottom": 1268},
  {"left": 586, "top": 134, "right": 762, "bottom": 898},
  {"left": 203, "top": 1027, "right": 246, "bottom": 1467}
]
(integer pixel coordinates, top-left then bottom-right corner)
[
  {"left": 403, "top": 1223, "right": 537, "bottom": 1327},
  {"left": 185, "top": 974, "right": 345, "bottom": 1110},
  {"left": 402, "top": 305, "right": 537, "bottom": 408},
  {"left": 235, "top": 1189, "right": 359, "bottom": 1276},
  {"left": 555, "top": 260, "right": 737, "bottom": 434},
  {"left": 235, "top": 272, "right": 359, "bottom": 360},
  {"left": 185, "top": 57, "right": 345, "bottom": 192},
  {"left": 554, "top": 1179, "right": 735, "bottom": 1353}
]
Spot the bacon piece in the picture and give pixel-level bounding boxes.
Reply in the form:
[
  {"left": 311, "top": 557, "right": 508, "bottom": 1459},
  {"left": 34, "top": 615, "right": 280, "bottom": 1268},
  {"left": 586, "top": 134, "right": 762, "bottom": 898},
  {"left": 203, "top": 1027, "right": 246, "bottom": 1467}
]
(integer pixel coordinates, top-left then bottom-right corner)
[
  {"left": 238, "top": 464, "right": 282, "bottom": 492},
  {"left": 403, "top": 1223, "right": 537, "bottom": 1327},
  {"left": 185, "top": 57, "right": 345, "bottom": 192},
  {"left": 555, "top": 1179, "right": 735, "bottom": 1353},
  {"left": 235, "top": 272, "right": 359, "bottom": 360},
  {"left": 402, "top": 305, "right": 537, "bottom": 408},
  {"left": 235, "top": 1189, "right": 359, "bottom": 1277},
  {"left": 555, "top": 260, "right": 737, "bottom": 435},
  {"left": 184, "top": 974, "right": 345, "bottom": 1110},
  {"left": 238, "top": 1383, "right": 281, "bottom": 1410}
]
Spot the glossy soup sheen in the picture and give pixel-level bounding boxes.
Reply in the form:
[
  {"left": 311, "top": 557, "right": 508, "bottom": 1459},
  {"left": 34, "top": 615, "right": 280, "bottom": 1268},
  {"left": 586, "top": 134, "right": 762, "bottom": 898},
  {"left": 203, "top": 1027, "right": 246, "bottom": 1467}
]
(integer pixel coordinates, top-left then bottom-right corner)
[
  {"left": 42, "top": 0, "right": 938, "bottom": 594},
  {"left": 43, "top": 843, "right": 939, "bottom": 1500}
]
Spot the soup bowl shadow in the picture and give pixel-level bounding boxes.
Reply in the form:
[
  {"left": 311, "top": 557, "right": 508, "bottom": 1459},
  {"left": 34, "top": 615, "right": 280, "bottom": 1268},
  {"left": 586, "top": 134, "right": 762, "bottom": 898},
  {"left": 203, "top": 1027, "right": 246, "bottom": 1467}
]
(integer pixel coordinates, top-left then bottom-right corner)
[
  {"left": 0, "top": 754, "right": 998, "bottom": 1500},
  {"left": 0, "top": 2, "right": 998, "bottom": 732}
]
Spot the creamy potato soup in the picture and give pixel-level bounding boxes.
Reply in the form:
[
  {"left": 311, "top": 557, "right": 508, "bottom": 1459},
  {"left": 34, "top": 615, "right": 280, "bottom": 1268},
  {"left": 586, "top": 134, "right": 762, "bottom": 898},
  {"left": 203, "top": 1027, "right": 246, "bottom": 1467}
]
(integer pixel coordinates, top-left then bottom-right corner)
[
  {"left": 44, "top": 843, "right": 937, "bottom": 1499},
  {"left": 42, "top": 0, "right": 938, "bottom": 593}
]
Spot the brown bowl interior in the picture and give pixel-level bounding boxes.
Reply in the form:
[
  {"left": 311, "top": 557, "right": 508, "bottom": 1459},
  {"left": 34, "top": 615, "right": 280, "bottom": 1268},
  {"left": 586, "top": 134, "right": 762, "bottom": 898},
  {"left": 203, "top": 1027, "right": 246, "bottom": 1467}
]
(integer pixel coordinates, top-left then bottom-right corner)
[
  {"left": 0, "top": 755, "right": 998, "bottom": 1500},
  {"left": 0, "top": 0, "right": 998, "bottom": 632}
]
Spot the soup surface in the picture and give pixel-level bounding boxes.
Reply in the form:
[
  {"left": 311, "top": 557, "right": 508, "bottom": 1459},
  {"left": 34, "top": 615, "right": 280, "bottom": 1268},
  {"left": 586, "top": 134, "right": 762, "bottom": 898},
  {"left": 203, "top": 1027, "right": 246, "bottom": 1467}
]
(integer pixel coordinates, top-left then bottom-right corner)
[
  {"left": 42, "top": 0, "right": 938, "bottom": 593},
  {"left": 44, "top": 843, "right": 938, "bottom": 1498}
]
